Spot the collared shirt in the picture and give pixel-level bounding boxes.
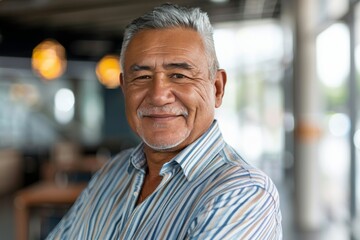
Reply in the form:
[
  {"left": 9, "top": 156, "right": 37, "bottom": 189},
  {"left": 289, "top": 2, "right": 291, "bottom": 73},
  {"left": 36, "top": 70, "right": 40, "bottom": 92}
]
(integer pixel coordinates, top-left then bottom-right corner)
[{"left": 47, "top": 121, "right": 282, "bottom": 239}]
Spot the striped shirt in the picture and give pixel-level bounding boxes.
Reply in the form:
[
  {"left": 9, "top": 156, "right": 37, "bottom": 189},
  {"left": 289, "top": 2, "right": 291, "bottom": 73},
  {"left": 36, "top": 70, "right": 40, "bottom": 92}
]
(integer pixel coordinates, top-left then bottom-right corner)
[{"left": 47, "top": 121, "right": 282, "bottom": 239}]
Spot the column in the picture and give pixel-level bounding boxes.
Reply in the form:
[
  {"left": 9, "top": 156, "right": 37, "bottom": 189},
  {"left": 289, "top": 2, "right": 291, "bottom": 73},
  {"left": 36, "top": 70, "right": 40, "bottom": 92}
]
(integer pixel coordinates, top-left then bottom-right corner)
[{"left": 293, "top": 0, "right": 324, "bottom": 230}]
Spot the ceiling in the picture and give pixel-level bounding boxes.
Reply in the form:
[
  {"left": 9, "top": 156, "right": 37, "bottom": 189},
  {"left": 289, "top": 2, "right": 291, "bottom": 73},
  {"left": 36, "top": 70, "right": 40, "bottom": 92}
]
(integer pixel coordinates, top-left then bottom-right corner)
[{"left": 0, "top": 0, "right": 281, "bottom": 60}]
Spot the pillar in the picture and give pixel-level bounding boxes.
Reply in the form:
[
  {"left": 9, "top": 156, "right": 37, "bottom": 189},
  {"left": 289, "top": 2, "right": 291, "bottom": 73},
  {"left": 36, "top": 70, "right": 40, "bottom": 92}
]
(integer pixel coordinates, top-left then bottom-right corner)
[{"left": 293, "top": 0, "right": 324, "bottom": 230}]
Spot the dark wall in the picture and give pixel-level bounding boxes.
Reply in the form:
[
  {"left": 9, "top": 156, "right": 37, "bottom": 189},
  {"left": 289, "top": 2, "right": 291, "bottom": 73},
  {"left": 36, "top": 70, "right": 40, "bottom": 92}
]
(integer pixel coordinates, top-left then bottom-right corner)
[
  {"left": 0, "top": 20, "right": 122, "bottom": 61},
  {"left": 103, "top": 87, "right": 139, "bottom": 151}
]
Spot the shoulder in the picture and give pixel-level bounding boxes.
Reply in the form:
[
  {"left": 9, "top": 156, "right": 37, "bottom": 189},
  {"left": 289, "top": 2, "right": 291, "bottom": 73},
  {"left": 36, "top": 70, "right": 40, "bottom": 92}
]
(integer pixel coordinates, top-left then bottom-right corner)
[
  {"left": 86, "top": 148, "right": 135, "bottom": 189},
  {"left": 220, "top": 144, "right": 275, "bottom": 187},
  {"left": 204, "top": 143, "right": 280, "bottom": 206},
  {"left": 97, "top": 148, "right": 133, "bottom": 173},
  {"left": 104, "top": 148, "right": 134, "bottom": 168},
  {"left": 189, "top": 145, "right": 282, "bottom": 238}
]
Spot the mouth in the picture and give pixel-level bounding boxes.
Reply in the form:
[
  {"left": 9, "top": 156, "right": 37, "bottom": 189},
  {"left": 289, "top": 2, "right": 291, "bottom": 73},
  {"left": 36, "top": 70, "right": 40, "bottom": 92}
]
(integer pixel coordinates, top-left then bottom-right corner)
[
  {"left": 147, "top": 113, "right": 178, "bottom": 118},
  {"left": 142, "top": 113, "right": 185, "bottom": 122},
  {"left": 137, "top": 106, "right": 188, "bottom": 119}
]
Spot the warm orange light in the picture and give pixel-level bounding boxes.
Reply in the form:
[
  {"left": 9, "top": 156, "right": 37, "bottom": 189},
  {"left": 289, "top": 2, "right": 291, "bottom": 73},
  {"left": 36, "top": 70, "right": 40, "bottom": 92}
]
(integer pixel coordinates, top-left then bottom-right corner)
[
  {"left": 32, "top": 39, "right": 66, "bottom": 80},
  {"left": 96, "top": 55, "right": 121, "bottom": 89}
]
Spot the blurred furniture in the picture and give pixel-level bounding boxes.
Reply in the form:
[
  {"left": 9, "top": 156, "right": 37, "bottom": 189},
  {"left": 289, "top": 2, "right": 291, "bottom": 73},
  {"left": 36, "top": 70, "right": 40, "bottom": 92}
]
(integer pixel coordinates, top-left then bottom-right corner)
[
  {"left": 41, "top": 154, "right": 105, "bottom": 184},
  {"left": 14, "top": 142, "right": 107, "bottom": 240},
  {"left": 43, "top": 142, "right": 106, "bottom": 184},
  {"left": 0, "top": 149, "right": 22, "bottom": 195},
  {"left": 14, "top": 182, "right": 86, "bottom": 240}
]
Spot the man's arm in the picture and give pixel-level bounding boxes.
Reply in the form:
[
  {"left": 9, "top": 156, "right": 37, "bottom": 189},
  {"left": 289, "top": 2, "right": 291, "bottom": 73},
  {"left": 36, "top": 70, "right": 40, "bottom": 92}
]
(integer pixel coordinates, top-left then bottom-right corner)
[
  {"left": 45, "top": 188, "right": 88, "bottom": 240},
  {"left": 187, "top": 185, "right": 282, "bottom": 240}
]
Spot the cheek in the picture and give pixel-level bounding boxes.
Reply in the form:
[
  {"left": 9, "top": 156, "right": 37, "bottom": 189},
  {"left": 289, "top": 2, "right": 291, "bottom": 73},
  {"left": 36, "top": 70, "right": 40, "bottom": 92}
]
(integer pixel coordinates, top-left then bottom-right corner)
[
  {"left": 124, "top": 89, "right": 145, "bottom": 124},
  {"left": 190, "top": 83, "right": 215, "bottom": 106},
  {"left": 176, "top": 83, "right": 215, "bottom": 116}
]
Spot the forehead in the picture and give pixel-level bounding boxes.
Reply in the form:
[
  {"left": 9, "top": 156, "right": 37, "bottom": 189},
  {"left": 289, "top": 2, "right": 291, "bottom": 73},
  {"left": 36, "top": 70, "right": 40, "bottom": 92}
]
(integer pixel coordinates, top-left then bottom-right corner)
[
  {"left": 129, "top": 27, "right": 203, "bottom": 48},
  {"left": 123, "top": 28, "right": 206, "bottom": 68}
]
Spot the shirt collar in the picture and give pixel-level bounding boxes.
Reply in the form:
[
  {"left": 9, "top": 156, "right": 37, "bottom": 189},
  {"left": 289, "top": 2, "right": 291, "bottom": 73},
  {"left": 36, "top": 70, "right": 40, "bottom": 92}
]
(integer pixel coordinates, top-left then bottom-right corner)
[
  {"left": 162, "top": 120, "right": 225, "bottom": 181},
  {"left": 128, "top": 143, "right": 147, "bottom": 174},
  {"left": 128, "top": 120, "right": 225, "bottom": 180}
]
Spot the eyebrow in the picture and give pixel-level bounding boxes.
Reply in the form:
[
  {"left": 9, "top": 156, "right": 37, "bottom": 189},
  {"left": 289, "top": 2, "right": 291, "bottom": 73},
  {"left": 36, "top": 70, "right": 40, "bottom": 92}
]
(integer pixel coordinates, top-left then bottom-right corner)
[
  {"left": 130, "top": 64, "right": 151, "bottom": 72},
  {"left": 163, "top": 62, "right": 194, "bottom": 70},
  {"left": 129, "top": 62, "right": 194, "bottom": 72}
]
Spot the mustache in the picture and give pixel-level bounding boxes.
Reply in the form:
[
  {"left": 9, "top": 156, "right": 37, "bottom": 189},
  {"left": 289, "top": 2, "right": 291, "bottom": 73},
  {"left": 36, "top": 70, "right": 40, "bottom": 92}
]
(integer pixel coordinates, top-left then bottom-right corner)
[{"left": 137, "top": 105, "right": 188, "bottom": 118}]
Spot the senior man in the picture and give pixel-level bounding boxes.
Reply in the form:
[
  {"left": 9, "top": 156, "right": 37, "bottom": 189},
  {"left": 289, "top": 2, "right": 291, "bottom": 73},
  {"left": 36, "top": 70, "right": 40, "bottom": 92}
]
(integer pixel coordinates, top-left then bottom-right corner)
[{"left": 47, "top": 3, "right": 282, "bottom": 239}]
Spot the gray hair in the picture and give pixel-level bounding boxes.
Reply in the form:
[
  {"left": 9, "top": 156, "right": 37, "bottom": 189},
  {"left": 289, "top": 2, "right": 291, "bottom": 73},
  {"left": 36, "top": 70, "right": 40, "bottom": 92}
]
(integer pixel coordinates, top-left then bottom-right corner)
[{"left": 120, "top": 3, "right": 219, "bottom": 80}]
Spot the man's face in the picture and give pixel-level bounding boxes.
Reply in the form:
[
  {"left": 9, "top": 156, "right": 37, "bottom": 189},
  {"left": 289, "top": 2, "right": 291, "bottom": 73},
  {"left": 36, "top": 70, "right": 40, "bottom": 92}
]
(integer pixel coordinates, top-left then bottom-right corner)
[{"left": 121, "top": 27, "right": 225, "bottom": 152}]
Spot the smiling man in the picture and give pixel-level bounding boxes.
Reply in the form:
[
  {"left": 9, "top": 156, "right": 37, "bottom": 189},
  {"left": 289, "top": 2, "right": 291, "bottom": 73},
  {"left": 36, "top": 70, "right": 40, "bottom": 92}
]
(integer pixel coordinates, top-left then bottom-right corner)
[{"left": 47, "top": 4, "right": 282, "bottom": 240}]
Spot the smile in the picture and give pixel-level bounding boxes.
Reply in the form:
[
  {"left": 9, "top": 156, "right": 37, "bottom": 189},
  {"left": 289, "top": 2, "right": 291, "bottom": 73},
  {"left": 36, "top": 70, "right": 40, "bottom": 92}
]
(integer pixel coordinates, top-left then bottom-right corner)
[
  {"left": 137, "top": 106, "right": 189, "bottom": 119},
  {"left": 143, "top": 114, "right": 184, "bottom": 122}
]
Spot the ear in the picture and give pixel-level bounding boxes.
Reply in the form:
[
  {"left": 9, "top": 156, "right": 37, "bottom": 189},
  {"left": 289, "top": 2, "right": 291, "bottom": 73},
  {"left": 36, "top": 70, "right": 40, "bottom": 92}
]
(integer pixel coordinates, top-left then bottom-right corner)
[
  {"left": 214, "top": 69, "right": 227, "bottom": 108},
  {"left": 120, "top": 73, "right": 125, "bottom": 92}
]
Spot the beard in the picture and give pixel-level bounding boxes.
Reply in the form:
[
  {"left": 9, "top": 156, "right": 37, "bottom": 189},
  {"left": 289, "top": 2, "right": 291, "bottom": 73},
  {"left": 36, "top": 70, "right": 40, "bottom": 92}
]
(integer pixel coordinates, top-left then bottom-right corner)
[{"left": 136, "top": 105, "right": 190, "bottom": 151}]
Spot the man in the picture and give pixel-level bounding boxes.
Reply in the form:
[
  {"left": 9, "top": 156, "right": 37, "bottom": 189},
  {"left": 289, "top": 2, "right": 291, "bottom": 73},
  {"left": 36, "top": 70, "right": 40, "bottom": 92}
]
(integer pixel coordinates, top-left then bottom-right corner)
[{"left": 47, "top": 3, "right": 282, "bottom": 239}]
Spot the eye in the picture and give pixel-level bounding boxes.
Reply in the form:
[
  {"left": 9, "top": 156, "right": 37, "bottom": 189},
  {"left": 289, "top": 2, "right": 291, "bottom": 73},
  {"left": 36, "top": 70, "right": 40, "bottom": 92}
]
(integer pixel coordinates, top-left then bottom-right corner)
[
  {"left": 134, "top": 75, "right": 152, "bottom": 80},
  {"left": 170, "top": 73, "right": 186, "bottom": 79}
]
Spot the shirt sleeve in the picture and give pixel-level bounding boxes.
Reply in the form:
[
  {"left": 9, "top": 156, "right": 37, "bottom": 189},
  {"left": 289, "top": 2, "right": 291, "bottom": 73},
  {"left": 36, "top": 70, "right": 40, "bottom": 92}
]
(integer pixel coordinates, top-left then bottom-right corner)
[
  {"left": 187, "top": 185, "right": 282, "bottom": 240},
  {"left": 45, "top": 187, "right": 89, "bottom": 240}
]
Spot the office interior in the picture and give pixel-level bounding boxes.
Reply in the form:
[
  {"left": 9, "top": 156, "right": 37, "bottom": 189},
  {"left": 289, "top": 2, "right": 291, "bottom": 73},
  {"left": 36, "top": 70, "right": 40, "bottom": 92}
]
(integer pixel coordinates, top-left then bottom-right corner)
[{"left": 0, "top": 0, "right": 359, "bottom": 239}]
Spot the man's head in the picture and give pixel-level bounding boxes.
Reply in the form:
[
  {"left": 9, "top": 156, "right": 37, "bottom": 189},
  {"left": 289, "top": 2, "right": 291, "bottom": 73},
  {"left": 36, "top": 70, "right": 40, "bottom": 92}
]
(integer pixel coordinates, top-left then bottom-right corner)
[
  {"left": 120, "top": 4, "right": 226, "bottom": 153},
  {"left": 120, "top": 3, "right": 219, "bottom": 80}
]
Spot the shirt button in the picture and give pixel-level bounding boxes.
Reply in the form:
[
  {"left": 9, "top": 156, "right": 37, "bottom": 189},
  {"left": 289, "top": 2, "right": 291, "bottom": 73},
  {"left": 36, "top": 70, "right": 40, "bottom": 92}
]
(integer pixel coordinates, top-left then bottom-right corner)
[{"left": 134, "top": 192, "right": 139, "bottom": 197}]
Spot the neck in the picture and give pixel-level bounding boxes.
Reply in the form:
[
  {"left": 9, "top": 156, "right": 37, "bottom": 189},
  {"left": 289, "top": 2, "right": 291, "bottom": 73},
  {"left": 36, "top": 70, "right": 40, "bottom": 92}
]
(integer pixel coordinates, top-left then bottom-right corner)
[
  {"left": 143, "top": 145, "right": 180, "bottom": 177},
  {"left": 136, "top": 146, "right": 178, "bottom": 205}
]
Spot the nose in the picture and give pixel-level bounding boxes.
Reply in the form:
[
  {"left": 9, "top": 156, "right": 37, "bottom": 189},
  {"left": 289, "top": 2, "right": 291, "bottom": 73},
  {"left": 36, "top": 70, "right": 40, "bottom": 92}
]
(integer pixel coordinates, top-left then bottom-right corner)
[{"left": 147, "top": 73, "right": 175, "bottom": 106}]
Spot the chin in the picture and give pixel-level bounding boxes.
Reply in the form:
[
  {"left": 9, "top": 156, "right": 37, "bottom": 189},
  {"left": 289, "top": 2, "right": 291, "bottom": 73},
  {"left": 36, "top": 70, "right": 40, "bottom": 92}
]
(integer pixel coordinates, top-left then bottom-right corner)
[
  {"left": 139, "top": 128, "right": 191, "bottom": 152},
  {"left": 144, "top": 140, "right": 184, "bottom": 152},
  {"left": 142, "top": 133, "right": 190, "bottom": 152}
]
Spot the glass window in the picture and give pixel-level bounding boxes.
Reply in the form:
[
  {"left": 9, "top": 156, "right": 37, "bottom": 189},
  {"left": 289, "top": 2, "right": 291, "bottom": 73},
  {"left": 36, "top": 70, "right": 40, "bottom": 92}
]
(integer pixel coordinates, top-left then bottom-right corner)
[
  {"left": 355, "top": 2, "right": 360, "bottom": 219},
  {"left": 318, "top": 0, "right": 349, "bottom": 22},
  {"left": 316, "top": 22, "right": 351, "bottom": 222},
  {"left": 0, "top": 57, "right": 103, "bottom": 149},
  {"left": 214, "top": 20, "right": 285, "bottom": 181}
]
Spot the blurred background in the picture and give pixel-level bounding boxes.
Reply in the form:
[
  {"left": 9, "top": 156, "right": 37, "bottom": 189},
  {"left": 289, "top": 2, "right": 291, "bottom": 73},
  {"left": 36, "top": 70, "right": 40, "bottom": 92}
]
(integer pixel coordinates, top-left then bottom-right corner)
[{"left": 0, "top": 0, "right": 359, "bottom": 239}]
